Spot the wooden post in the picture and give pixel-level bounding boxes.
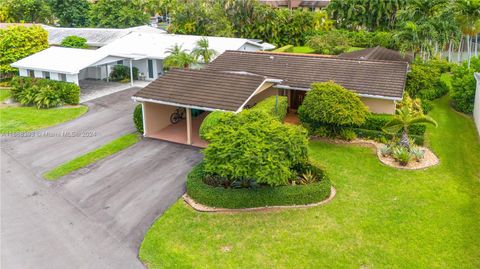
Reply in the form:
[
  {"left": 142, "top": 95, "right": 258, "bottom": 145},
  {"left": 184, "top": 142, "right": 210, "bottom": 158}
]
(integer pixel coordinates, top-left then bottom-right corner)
[
  {"left": 129, "top": 59, "right": 134, "bottom": 87},
  {"left": 186, "top": 107, "right": 192, "bottom": 145}
]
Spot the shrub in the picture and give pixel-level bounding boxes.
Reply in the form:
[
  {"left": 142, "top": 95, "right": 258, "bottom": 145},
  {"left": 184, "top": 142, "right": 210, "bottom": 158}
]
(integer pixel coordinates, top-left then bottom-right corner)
[
  {"left": 186, "top": 162, "right": 331, "bottom": 209},
  {"left": 34, "top": 86, "right": 63, "bottom": 108},
  {"left": 298, "top": 81, "right": 368, "bottom": 132},
  {"left": 338, "top": 128, "right": 356, "bottom": 141},
  {"left": 450, "top": 57, "right": 480, "bottom": 114},
  {"left": 358, "top": 113, "right": 426, "bottom": 136},
  {"left": 199, "top": 111, "right": 234, "bottom": 141},
  {"left": 392, "top": 146, "right": 412, "bottom": 166},
  {"left": 249, "top": 95, "right": 288, "bottom": 122},
  {"left": 109, "top": 65, "right": 139, "bottom": 81},
  {"left": 406, "top": 64, "right": 440, "bottom": 99},
  {"left": 10, "top": 77, "right": 80, "bottom": 107},
  {"left": 202, "top": 110, "right": 308, "bottom": 187},
  {"left": 410, "top": 147, "right": 425, "bottom": 162},
  {"left": 306, "top": 31, "right": 350, "bottom": 55},
  {"left": 60, "top": 36, "right": 88, "bottom": 48},
  {"left": 133, "top": 104, "right": 144, "bottom": 133},
  {"left": 273, "top": 45, "right": 294, "bottom": 53},
  {"left": 59, "top": 82, "right": 80, "bottom": 105}
]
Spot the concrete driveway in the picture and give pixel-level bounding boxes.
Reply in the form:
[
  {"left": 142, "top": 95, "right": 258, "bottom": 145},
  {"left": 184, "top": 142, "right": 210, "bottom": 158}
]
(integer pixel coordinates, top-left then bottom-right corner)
[{"left": 1, "top": 88, "right": 202, "bottom": 268}]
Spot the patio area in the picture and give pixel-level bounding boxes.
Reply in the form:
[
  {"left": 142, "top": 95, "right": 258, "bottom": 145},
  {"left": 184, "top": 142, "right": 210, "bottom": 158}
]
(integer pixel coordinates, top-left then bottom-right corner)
[
  {"left": 79, "top": 79, "right": 151, "bottom": 103},
  {"left": 148, "top": 112, "right": 208, "bottom": 148},
  {"left": 284, "top": 111, "right": 300, "bottom": 125}
]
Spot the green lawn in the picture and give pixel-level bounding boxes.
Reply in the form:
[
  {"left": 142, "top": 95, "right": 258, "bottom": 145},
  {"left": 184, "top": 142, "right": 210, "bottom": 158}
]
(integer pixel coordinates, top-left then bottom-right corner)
[
  {"left": 43, "top": 133, "right": 140, "bottom": 180},
  {"left": 291, "top": 46, "right": 315, "bottom": 54},
  {"left": 139, "top": 96, "right": 480, "bottom": 268},
  {"left": 0, "top": 106, "right": 88, "bottom": 134},
  {"left": 0, "top": 89, "right": 11, "bottom": 101}
]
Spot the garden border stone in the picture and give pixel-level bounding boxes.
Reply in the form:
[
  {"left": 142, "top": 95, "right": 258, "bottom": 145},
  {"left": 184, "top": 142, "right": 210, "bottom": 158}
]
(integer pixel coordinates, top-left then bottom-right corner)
[{"left": 182, "top": 186, "right": 336, "bottom": 213}]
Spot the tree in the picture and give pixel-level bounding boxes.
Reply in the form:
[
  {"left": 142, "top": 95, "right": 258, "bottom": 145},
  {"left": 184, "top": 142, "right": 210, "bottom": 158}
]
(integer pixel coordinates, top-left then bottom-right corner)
[
  {"left": 163, "top": 44, "right": 196, "bottom": 70},
  {"left": 0, "top": 25, "right": 48, "bottom": 77},
  {"left": 0, "top": 0, "right": 53, "bottom": 23},
  {"left": 383, "top": 95, "right": 437, "bottom": 149},
  {"left": 298, "top": 81, "right": 369, "bottom": 133},
  {"left": 191, "top": 38, "right": 217, "bottom": 64},
  {"left": 327, "top": 0, "right": 407, "bottom": 31},
  {"left": 202, "top": 109, "right": 308, "bottom": 187},
  {"left": 454, "top": 0, "right": 480, "bottom": 67},
  {"left": 89, "top": 0, "right": 149, "bottom": 28},
  {"left": 48, "top": 0, "right": 90, "bottom": 27},
  {"left": 60, "top": 36, "right": 88, "bottom": 48}
]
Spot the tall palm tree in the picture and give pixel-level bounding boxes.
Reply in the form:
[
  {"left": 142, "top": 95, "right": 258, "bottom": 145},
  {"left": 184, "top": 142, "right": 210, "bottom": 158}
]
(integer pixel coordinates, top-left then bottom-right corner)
[
  {"left": 383, "top": 97, "right": 437, "bottom": 150},
  {"left": 163, "top": 44, "right": 195, "bottom": 70},
  {"left": 191, "top": 37, "right": 217, "bottom": 64},
  {"left": 454, "top": 0, "right": 480, "bottom": 67}
]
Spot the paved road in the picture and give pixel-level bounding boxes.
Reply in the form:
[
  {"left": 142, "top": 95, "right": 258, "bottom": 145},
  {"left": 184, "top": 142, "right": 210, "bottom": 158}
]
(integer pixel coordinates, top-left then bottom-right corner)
[{"left": 1, "top": 88, "right": 202, "bottom": 268}]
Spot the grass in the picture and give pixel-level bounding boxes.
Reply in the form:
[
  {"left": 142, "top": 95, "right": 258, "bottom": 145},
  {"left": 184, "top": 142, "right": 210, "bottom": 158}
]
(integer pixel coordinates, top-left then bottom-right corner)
[
  {"left": 0, "top": 89, "right": 11, "bottom": 101},
  {"left": 43, "top": 133, "right": 140, "bottom": 180},
  {"left": 139, "top": 96, "right": 480, "bottom": 268},
  {"left": 291, "top": 46, "right": 315, "bottom": 54},
  {"left": 0, "top": 106, "right": 88, "bottom": 134}
]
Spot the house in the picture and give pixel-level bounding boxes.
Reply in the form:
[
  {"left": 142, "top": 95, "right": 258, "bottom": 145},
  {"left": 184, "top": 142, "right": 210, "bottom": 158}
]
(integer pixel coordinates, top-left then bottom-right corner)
[
  {"left": 10, "top": 32, "right": 272, "bottom": 86},
  {"left": 132, "top": 50, "right": 408, "bottom": 147}
]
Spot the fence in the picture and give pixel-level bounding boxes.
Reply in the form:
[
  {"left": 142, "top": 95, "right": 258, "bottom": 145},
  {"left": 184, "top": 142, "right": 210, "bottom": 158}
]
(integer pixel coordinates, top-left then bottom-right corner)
[{"left": 474, "top": 73, "right": 480, "bottom": 135}]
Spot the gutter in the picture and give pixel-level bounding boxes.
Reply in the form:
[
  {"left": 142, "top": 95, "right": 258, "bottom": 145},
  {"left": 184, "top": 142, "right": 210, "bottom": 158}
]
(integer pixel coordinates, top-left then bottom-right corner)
[{"left": 131, "top": 96, "right": 230, "bottom": 112}]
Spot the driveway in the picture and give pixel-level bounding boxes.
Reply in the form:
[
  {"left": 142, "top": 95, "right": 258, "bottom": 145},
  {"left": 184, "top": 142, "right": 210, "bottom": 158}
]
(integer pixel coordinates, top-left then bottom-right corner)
[
  {"left": 80, "top": 80, "right": 150, "bottom": 103},
  {"left": 1, "top": 88, "right": 202, "bottom": 268}
]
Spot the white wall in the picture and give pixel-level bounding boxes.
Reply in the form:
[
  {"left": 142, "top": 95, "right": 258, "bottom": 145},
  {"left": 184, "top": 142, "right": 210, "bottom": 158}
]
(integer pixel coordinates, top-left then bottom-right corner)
[
  {"left": 474, "top": 73, "right": 480, "bottom": 135},
  {"left": 50, "top": 72, "right": 60, "bottom": 81},
  {"left": 19, "top": 68, "right": 27, "bottom": 77},
  {"left": 34, "top": 70, "right": 43, "bottom": 78},
  {"left": 66, "top": 74, "right": 79, "bottom": 85}
]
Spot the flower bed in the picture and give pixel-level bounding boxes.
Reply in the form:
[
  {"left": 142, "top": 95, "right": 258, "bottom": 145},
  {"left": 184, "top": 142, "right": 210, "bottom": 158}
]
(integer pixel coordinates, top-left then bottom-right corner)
[{"left": 186, "top": 162, "right": 332, "bottom": 209}]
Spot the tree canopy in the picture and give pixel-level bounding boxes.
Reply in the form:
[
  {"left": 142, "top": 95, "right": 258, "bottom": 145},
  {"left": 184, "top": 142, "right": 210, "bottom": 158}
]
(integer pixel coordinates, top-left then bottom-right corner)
[
  {"left": 0, "top": 25, "right": 49, "bottom": 76},
  {"left": 49, "top": 0, "right": 90, "bottom": 27},
  {"left": 0, "top": 0, "right": 53, "bottom": 24},
  {"left": 89, "top": 0, "right": 149, "bottom": 28},
  {"left": 60, "top": 36, "right": 88, "bottom": 48}
]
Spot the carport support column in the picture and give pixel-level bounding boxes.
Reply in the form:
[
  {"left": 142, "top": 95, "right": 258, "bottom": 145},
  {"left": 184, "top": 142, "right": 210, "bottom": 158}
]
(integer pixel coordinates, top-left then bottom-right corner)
[
  {"left": 105, "top": 64, "right": 109, "bottom": 82},
  {"left": 129, "top": 59, "right": 134, "bottom": 87},
  {"left": 186, "top": 108, "right": 192, "bottom": 145}
]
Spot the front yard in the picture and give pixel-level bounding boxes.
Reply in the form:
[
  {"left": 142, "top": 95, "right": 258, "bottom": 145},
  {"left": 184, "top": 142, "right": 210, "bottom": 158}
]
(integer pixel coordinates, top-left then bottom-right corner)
[{"left": 139, "top": 96, "right": 480, "bottom": 268}]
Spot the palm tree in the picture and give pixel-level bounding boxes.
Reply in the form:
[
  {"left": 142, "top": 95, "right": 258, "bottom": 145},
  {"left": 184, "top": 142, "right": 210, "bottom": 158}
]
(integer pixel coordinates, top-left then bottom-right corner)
[
  {"left": 191, "top": 37, "right": 217, "bottom": 64},
  {"left": 454, "top": 0, "right": 480, "bottom": 67},
  {"left": 163, "top": 44, "right": 195, "bottom": 70},
  {"left": 383, "top": 96, "right": 438, "bottom": 150}
]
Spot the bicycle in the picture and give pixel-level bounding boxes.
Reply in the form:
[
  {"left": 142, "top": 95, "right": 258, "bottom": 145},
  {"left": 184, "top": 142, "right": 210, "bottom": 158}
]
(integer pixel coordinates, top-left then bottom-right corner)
[{"left": 170, "top": 107, "right": 186, "bottom": 124}]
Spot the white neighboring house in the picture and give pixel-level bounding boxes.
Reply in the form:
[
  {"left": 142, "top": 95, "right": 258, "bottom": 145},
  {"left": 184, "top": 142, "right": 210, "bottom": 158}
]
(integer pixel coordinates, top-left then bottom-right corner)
[
  {"left": 10, "top": 31, "right": 273, "bottom": 87},
  {"left": 474, "top": 73, "right": 480, "bottom": 135}
]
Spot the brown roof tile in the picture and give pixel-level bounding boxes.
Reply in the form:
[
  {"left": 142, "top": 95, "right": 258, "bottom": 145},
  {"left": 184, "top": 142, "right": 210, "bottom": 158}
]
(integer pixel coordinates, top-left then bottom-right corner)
[
  {"left": 207, "top": 50, "right": 408, "bottom": 99},
  {"left": 338, "top": 46, "right": 413, "bottom": 63},
  {"left": 133, "top": 69, "right": 269, "bottom": 111}
]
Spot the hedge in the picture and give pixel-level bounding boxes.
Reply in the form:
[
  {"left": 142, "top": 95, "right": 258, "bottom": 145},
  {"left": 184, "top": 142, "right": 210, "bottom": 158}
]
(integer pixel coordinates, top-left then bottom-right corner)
[
  {"left": 250, "top": 95, "right": 288, "bottom": 122},
  {"left": 352, "top": 128, "right": 424, "bottom": 145},
  {"left": 10, "top": 77, "right": 80, "bottom": 107},
  {"left": 186, "top": 162, "right": 332, "bottom": 209},
  {"left": 358, "top": 114, "right": 426, "bottom": 136}
]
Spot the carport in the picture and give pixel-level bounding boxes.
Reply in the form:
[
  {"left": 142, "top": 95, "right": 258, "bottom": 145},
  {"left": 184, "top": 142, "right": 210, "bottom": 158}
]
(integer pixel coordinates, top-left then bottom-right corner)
[{"left": 132, "top": 68, "right": 281, "bottom": 147}]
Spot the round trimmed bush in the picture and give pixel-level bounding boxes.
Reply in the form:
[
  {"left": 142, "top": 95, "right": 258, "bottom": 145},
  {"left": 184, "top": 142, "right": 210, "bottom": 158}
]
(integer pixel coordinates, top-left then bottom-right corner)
[
  {"left": 298, "top": 81, "right": 368, "bottom": 132},
  {"left": 186, "top": 162, "right": 332, "bottom": 209}
]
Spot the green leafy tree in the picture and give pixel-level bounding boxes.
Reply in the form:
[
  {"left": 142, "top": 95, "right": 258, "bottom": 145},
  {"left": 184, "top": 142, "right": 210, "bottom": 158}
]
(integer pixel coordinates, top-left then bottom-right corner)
[
  {"left": 191, "top": 38, "right": 217, "bottom": 64},
  {"left": 60, "top": 36, "right": 88, "bottom": 48},
  {"left": 89, "top": 0, "right": 149, "bottom": 28},
  {"left": 383, "top": 95, "right": 437, "bottom": 149},
  {"left": 450, "top": 56, "right": 480, "bottom": 113},
  {"left": 0, "top": 25, "right": 48, "bottom": 77},
  {"left": 0, "top": 0, "right": 53, "bottom": 23},
  {"left": 163, "top": 44, "right": 196, "bottom": 70},
  {"left": 454, "top": 0, "right": 480, "bottom": 67},
  {"left": 48, "top": 0, "right": 91, "bottom": 27},
  {"left": 202, "top": 109, "right": 309, "bottom": 187},
  {"left": 327, "top": 0, "right": 407, "bottom": 31},
  {"left": 298, "top": 81, "right": 369, "bottom": 132}
]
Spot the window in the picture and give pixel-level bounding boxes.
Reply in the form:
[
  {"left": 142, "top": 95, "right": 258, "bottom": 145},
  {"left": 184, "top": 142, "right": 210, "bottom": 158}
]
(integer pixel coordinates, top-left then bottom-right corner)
[
  {"left": 60, "top": 74, "right": 67, "bottom": 82},
  {"left": 117, "top": 60, "right": 123, "bottom": 65},
  {"left": 27, "top": 69, "right": 35, "bottom": 77},
  {"left": 148, "top": 59, "right": 154, "bottom": 78},
  {"left": 42, "top": 71, "right": 50, "bottom": 79}
]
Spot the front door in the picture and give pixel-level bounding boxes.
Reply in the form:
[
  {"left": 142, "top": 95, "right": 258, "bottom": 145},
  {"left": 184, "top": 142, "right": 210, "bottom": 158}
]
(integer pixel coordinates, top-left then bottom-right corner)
[{"left": 290, "top": 90, "right": 306, "bottom": 110}]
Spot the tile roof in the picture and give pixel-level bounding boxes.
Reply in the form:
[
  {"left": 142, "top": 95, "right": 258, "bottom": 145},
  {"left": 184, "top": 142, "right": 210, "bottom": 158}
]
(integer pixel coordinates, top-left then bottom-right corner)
[
  {"left": 338, "top": 46, "right": 413, "bottom": 63},
  {"left": 206, "top": 50, "right": 408, "bottom": 99},
  {"left": 133, "top": 69, "right": 271, "bottom": 111}
]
